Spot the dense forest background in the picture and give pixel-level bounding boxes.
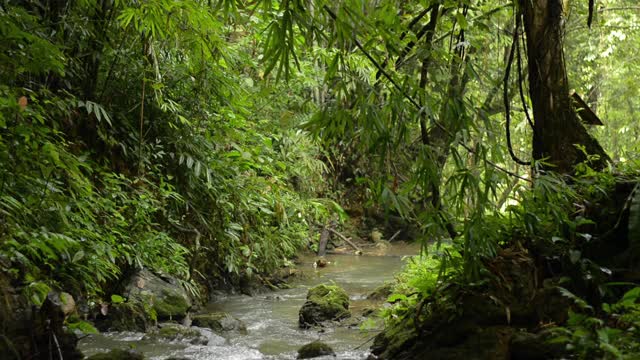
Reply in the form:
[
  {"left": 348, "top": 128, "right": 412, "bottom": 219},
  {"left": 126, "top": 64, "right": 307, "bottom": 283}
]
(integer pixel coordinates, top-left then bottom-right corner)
[{"left": 1, "top": 0, "right": 640, "bottom": 358}]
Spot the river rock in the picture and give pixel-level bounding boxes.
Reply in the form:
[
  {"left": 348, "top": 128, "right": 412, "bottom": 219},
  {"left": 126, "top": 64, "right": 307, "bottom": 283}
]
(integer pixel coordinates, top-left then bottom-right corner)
[
  {"left": 144, "top": 323, "right": 208, "bottom": 345},
  {"left": 0, "top": 288, "right": 83, "bottom": 360},
  {"left": 97, "top": 269, "right": 191, "bottom": 331},
  {"left": 510, "top": 330, "right": 567, "bottom": 359},
  {"left": 191, "top": 312, "right": 247, "bottom": 335},
  {"left": 299, "top": 284, "right": 350, "bottom": 328},
  {"left": 297, "top": 341, "right": 336, "bottom": 359},
  {"left": 123, "top": 268, "right": 192, "bottom": 320},
  {"left": 367, "top": 282, "right": 393, "bottom": 301},
  {"left": 86, "top": 349, "right": 144, "bottom": 360},
  {"left": 97, "top": 300, "right": 152, "bottom": 332}
]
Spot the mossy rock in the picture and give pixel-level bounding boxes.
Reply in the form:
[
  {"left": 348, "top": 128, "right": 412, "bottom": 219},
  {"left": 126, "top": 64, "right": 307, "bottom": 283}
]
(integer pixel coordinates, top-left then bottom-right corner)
[
  {"left": 122, "top": 268, "right": 191, "bottom": 321},
  {"left": 191, "top": 312, "right": 247, "bottom": 335},
  {"left": 297, "top": 341, "right": 336, "bottom": 359},
  {"left": 96, "top": 301, "right": 151, "bottom": 332},
  {"left": 510, "top": 330, "right": 567, "bottom": 360},
  {"left": 367, "top": 282, "right": 393, "bottom": 301},
  {"left": 151, "top": 289, "right": 190, "bottom": 319},
  {"left": 86, "top": 349, "right": 144, "bottom": 360},
  {"left": 299, "top": 284, "right": 350, "bottom": 328},
  {"left": 143, "top": 323, "right": 208, "bottom": 345}
]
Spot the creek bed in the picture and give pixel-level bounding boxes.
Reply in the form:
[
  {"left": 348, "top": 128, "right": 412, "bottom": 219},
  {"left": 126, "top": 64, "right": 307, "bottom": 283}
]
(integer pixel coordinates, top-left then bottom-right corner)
[{"left": 79, "top": 243, "right": 418, "bottom": 359}]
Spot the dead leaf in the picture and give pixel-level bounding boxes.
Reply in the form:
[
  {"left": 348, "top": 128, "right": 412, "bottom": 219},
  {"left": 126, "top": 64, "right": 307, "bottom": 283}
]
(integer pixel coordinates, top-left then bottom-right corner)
[
  {"left": 18, "top": 96, "right": 28, "bottom": 111},
  {"left": 100, "top": 303, "right": 109, "bottom": 316}
]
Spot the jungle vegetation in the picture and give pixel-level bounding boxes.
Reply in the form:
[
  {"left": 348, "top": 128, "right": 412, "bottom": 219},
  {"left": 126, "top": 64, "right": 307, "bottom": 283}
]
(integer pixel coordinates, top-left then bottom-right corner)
[{"left": 1, "top": 0, "right": 640, "bottom": 358}]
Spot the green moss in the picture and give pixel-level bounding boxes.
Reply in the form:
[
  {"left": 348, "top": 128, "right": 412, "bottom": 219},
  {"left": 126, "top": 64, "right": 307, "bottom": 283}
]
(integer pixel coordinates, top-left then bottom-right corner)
[
  {"left": 86, "top": 349, "right": 144, "bottom": 360},
  {"left": 145, "top": 324, "right": 207, "bottom": 345},
  {"left": 307, "top": 284, "right": 349, "bottom": 309},
  {"left": 297, "top": 341, "right": 335, "bottom": 359},
  {"left": 106, "top": 302, "right": 151, "bottom": 332},
  {"left": 367, "top": 282, "right": 393, "bottom": 301},
  {"left": 158, "top": 325, "right": 200, "bottom": 339},
  {"left": 299, "top": 284, "right": 351, "bottom": 327},
  {"left": 153, "top": 290, "right": 190, "bottom": 318}
]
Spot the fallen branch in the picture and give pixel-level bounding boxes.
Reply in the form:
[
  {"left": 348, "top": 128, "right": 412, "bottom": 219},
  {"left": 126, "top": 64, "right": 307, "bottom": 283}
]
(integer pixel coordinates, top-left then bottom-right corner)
[
  {"left": 388, "top": 230, "right": 402, "bottom": 242},
  {"left": 328, "top": 228, "right": 362, "bottom": 252}
]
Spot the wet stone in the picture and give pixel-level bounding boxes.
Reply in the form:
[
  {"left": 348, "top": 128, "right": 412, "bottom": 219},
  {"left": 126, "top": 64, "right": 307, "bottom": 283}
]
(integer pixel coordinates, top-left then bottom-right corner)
[
  {"left": 143, "top": 323, "right": 208, "bottom": 345},
  {"left": 299, "top": 284, "right": 350, "bottom": 328},
  {"left": 191, "top": 312, "right": 248, "bottom": 335},
  {"left": 86, "top": 349, "right": 144, "bottom": 360},
  {"left": 297, "top": 341, "right": 336, "bottom": 359}
]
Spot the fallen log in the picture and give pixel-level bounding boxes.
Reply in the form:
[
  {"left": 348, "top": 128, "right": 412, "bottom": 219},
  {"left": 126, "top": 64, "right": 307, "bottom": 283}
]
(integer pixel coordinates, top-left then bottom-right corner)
[{"left": 328, "top": 228, "right": 362, "bottom": 253}]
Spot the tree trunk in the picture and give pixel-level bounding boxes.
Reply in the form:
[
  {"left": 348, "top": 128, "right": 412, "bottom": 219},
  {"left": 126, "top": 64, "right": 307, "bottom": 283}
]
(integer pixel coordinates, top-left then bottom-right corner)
[{"left": 521, "top": 0, "right": 609, "bottom": 174}]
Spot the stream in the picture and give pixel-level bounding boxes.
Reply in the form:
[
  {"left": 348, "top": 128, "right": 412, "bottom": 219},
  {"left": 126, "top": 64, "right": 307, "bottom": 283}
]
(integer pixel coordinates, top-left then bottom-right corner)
[{"left": 79, "top": 243, "right": 418, "bottom": 359}]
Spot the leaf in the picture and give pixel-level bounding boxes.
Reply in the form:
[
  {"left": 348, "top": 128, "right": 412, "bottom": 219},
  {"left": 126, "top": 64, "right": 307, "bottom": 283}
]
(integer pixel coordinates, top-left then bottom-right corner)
[
  {"left": 67, "top": 320, "right": 99, "bottom": 335},
  {"left": 387, "top": 293, "right": 408, "bottom": 303},
  {"left": 111, "top": 294, "right": 125, "bottom": 304},
  {"left": 72, "top": 250, "right": 84, "bottom": 263},
  {"left": 26, "top": 282, "right": 51, "bottom": 306},
  {"left": 455, "top": 13, "right": 468, "bottom": 30},
  {"left": 194, "top": 161, "right": 201, "bottom": 177},
  {"left": 569, "top": 250, "right": 581, "bottom": 264},
  {"left": 621, "top": 286, "right": 640, "bottom": 304}
]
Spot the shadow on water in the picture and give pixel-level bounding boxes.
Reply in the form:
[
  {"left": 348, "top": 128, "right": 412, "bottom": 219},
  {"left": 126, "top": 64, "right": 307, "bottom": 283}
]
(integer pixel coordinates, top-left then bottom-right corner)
[{"left": 79, "top": 242, "right": 419, "bottom": 359}]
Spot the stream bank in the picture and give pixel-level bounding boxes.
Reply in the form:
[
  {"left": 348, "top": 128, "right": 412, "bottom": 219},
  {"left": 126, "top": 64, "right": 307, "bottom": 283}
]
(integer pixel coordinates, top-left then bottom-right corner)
[{"left": 79, "top": 243, "right": 418, "bottom": 359}]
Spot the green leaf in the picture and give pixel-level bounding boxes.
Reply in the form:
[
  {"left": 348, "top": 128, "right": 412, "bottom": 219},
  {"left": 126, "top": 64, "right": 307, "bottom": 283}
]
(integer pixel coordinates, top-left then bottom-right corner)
[
  {"left": 111, "top": 294, "right": 125, "bottom": 304},
  {"left": 455, "top": 13, "right": 468, "bottom": 30},
  {"left": 387, "top": 293, "right": 408, "bottom": 303},
  {"left": 72, "top": 250, "right": 84, "bottom": 263},
  {"left": 67, "top": 320, "right": 99, "bottom": 334},
  {"left": 569, "top": 250, "right": 581, "bottom": 264}
]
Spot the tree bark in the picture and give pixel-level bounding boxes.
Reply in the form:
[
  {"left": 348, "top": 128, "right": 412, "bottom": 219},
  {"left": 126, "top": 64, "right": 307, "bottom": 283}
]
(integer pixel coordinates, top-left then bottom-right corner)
[{"left": 521, "top": 0, "right": 609, "bottom": 174}]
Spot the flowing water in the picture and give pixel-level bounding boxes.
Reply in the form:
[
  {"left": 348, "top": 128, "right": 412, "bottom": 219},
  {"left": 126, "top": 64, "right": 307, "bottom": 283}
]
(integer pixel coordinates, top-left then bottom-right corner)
[{"left": 79, "top": 243, "right": 418, "bottom": 360}]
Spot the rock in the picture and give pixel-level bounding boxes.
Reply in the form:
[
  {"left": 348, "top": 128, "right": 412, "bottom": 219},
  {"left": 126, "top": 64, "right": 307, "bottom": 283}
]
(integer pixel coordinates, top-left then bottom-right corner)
[
  {"left": 43, "top": 291, "right": 77, "bottom": 319},
  {"left": 144, "top": 323, "right": 208, "bottom": 345},
  {"left": 86, "top": 349, "right": 144, "bottom": 360},
  {"left": 361, "top": 307, "right": 377, "bottom": 317},
  {"left": 299, "top": 284, "right": 350, "bottom": 328},
  {"left": 367, "top": 283, "right": 393, "bottom": 301},
  {"left": 267, "top": 268, "right": 301, "bottom": 288},
  {"left": 370, "top": 229, "right": 383, "bottom": 243},
  {"left": 315, "top": 258, "right": 329, "bottom": 268},
  {"left": 191, "top": 312, "right": 247, "bottom": 335},
  {"left": 510, "top": 330, "right": 567, "bottom": 360},
  {"left": 122, "top": 268, "right": 192, "bottom": 320},
  {"left": 96, "top": 301, "right": 151, "bottom": 332},
  {"left": 238, "top": 274, "right": 263, "bottom": 296},
  {"left": 297, "top": 341, "right": 336, "bottom": 359},
  {"left": 0, "top": 287, "right": 83, "bottom": 360}
]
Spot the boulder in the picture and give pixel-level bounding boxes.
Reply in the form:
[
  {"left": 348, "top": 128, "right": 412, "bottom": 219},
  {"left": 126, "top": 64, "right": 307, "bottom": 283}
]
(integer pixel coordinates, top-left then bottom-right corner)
[
  {"left": 191, "top": 312, "right": 247, "bottom": 335},
  {"left": 367, "top": 283, "right": 393, "bottom": 301},
  {"left": 97, "top": 269, "right": 191, "bottom": 331},
  {"left": 510, "top": 330, "right": 567, "bottom": 360},
  {"left": 122, "top": 268, "right": 192, "bottom": 320},
  {"left": 96, "top": 301, "right": 151, "bottom": 332},
  {"left": 297, "top": 341, "right": 336, "bottom": 359},
  {"left": 86, "top": 349, "right": 144, "bottom": 360},
  {"left": 299, "top": 284, "right": 350, "bottom": 328},
  {"left": 5, "top": 290, "right": 84, "bottom": 360},
  {"left": 143, "top": 323, "right": 208, "bottom": 345}
]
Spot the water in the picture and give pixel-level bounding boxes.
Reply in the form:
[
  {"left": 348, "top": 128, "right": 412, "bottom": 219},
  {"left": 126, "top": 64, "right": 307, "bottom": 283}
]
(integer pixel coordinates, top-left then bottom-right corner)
[{"left": 79, "top": 243, "right": 418, "bottom": 360}]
